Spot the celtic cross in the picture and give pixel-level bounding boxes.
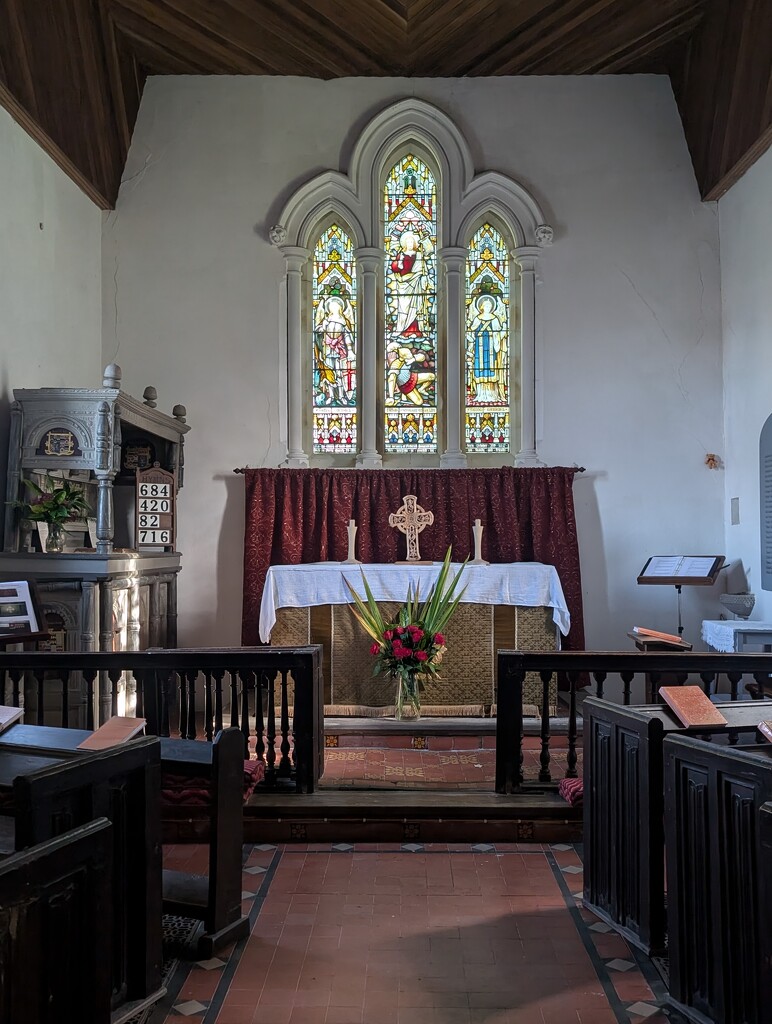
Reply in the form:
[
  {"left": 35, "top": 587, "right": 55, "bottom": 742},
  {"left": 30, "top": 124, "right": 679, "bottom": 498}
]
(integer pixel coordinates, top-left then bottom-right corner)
[{"left": 388, "top": 494, "right": 434, "bottom": 562}]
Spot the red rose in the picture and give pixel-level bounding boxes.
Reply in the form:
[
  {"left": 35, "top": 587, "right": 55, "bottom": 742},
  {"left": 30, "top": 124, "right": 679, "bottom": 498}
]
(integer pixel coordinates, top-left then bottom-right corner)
[
  {"left": 384, "top": 630, "right": 393, "bottom": 640},
  {"left": 434, "top": 633, "right": 445, "bottom": 645},
  {"left": 395, "top": 627, "right": 405, "bottom": 635},
  {"left": 415, "top": 650, "right": 428, "bottom": 662},
  {"left": 369, "top": 642, "right": 381, "bottom": 655},
  {"left": 409, "top": 628, "right": 424, "bottom": 641}
]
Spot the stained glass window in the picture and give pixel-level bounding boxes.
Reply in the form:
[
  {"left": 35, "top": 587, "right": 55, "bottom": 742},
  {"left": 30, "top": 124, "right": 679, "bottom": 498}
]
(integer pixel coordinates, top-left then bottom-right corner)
[
  {"left": 312, "top": 225, "right": 357, "bottom": 454},
  {"left": 465, "top": 222, "right": 510, "bottom": 453},
  {"left": 383, "top": 154, "right": 438, "bottom": 453}
]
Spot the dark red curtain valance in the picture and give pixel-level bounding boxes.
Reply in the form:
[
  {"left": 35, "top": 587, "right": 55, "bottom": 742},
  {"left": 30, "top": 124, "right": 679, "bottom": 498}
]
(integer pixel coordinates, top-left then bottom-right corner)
[{"left": 241, "top": 467, "right": 585, "bottom": 651}]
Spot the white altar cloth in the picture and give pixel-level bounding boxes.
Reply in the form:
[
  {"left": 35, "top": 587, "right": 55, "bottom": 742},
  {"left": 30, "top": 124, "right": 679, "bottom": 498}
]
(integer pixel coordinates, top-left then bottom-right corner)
[
  {"left": 259, "top": 561, "right": 570, "bottom": 643},
  {"left": 702, "top": 619, "right": 772, "bottom": 653}
]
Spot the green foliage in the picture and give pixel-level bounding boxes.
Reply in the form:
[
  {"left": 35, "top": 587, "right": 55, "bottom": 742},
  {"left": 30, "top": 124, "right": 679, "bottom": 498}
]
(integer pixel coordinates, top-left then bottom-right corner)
[
  {"left": 10, "top": 476, "right": 91, "bottom": 525},
  {"left": 343, "top": 548, "right": 467, "bottom": 715}
]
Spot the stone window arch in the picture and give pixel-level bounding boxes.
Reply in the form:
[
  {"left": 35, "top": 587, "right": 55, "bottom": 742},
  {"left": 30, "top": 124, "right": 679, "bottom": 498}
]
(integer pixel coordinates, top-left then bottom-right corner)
[{"left": 271, "top": 98, "right": 554, "bottom": 469}]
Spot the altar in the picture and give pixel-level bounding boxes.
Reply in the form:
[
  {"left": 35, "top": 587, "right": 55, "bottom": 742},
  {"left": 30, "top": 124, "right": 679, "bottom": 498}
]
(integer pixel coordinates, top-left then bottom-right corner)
[{"left": 260, "top": 562, "right": 570, "bottom": 714}]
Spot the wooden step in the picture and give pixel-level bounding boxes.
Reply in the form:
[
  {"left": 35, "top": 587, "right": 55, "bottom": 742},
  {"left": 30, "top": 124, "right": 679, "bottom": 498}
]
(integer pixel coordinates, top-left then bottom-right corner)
[{"left": 242, "top": 787, "right": 581, "bottom": 844}]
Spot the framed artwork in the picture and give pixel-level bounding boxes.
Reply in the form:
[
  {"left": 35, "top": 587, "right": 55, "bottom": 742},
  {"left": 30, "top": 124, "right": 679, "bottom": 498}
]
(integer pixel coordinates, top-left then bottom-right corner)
[{"left": 0, "top": 581, "right": 43, "bottom": 636}]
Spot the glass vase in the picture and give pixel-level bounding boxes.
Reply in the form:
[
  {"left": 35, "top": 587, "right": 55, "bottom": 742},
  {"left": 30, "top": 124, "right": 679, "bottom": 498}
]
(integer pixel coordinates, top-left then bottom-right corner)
[
  {"left": 45, "top": 522, "right": 65, "bottom": 553},
  {"left": 394, "top": 671, "right": 421, "bottom": 721}
]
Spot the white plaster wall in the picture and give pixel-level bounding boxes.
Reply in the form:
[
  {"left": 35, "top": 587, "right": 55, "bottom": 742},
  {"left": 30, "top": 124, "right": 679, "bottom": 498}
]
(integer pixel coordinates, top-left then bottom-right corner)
[
  {"left": 720, "top": 144, "right": 772, "bottom": 622},
  {"left": 104, "top": 76, "right": 725, "bottom": 648},
  {"left": 0, "top": 107, "right": 103, "bottom": 498}
]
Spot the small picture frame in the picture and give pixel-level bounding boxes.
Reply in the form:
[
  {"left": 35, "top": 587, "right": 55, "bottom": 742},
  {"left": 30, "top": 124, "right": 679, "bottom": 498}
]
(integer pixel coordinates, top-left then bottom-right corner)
[{"left": 0, "top": 581, "right": 43, "bottom": 637}]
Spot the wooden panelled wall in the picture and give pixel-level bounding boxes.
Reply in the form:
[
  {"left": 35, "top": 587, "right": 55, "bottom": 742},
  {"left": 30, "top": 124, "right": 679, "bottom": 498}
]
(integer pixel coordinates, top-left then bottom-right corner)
[{"left": 0, "top": 0, "right": 769, "bottom": 208}]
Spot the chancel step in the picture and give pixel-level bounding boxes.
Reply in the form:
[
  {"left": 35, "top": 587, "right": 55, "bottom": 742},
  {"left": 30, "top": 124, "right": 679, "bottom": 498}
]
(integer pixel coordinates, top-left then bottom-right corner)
[{"left": 242, "top": 789, "right": 581, "bottom": 844}]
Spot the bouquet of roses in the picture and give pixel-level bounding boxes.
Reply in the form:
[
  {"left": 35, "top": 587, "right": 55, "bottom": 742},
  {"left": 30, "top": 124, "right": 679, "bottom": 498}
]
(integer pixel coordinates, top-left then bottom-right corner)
[{"left": 344, "top": 548, "right": 466, "bottom": 718}]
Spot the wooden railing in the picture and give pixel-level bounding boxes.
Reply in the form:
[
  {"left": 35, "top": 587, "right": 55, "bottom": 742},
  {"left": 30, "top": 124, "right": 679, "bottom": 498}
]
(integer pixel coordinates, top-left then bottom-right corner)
[
  {"left": 496, "top": 650, "right": 772, "bottom": 794},
  {"left": 0, "top": 646, "right": 324, "bottom": 792}
]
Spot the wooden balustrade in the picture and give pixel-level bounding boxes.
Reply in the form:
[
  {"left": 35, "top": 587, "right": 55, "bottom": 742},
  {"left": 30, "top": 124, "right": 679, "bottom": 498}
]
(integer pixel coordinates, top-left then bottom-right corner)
[
  {"left": 0, "top": 647, "right": 323, "bottom": 793},
  {"left": 496, "top": 650, "right": 772, "bottom": 794}
]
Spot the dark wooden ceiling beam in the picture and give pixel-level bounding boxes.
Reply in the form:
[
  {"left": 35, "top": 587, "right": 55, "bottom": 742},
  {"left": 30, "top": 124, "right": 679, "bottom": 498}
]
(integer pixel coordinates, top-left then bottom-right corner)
[
  {"left": 111, "top": 0, "right": 274, "bottom": 74},
  {"left": 674, "top": 0, "right": 772, "bottom": 199},
  {"left": 0, "top": 0, "right": 124, "bottom": 208}
]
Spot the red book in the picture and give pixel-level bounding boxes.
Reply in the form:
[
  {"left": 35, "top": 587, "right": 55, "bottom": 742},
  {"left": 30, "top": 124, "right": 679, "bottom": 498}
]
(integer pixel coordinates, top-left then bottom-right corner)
[
  {"left": 77, "top": 716, "right": 146, "bottom": 750},
  {"left": 660, "top": 686, "right": 727, "bottom": 727}
]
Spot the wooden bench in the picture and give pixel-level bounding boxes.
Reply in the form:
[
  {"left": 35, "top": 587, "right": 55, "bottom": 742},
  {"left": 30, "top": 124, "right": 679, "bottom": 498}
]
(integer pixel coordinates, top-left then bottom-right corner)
[
  {"left": 0, "top": 736, "right": 164, "bottom": 1020},
  {"left": 0, "top": 722, "right": 262, "bottom": 958},
  {"left": 160, "top": 728, "right": 260, "bottom": 956},
  {"left": 0, "top": 818, "right": 114, "bottom": 1024}
]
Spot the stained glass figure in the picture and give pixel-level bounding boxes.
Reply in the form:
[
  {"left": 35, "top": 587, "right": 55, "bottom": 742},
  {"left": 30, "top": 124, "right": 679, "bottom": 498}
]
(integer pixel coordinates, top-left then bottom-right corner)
[
  {"left": 465, "top": 222, "right": 510, "bottom": 453},
  {"left": 312, "top": 225, "right": 357, "bottom": 454},
  {"left": 384, "top": 154, "right": 437, "bottom": 453}
]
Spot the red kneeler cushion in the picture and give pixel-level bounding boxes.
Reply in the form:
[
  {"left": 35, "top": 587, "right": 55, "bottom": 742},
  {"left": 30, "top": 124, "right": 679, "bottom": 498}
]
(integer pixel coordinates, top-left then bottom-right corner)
[
  {"left": 558, "top": 776, "right": 583, "bottom": 807},
  {"left": 161, "top": 758, "right": 265, "bottom": 808}
]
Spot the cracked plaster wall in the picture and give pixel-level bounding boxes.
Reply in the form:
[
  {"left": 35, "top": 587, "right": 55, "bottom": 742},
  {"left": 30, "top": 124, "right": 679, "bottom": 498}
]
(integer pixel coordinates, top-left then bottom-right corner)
[
  {"left": 719, "top": 142, "right": 772, "bottom": 622},
  {"left": 0, "top": 106, "right": 102, "bottom": 516},
  {"left": 103, "top": 75, "right": 725, "bottom": 649}
]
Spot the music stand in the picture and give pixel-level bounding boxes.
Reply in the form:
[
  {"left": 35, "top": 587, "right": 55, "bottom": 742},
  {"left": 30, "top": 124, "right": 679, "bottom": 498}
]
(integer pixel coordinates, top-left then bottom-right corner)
[{"left": 637, "top": 555, "right": 724, "bottom": 637}]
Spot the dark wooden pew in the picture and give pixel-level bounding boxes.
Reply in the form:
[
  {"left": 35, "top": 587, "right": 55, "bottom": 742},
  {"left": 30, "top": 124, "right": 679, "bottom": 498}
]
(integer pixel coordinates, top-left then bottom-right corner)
[
  {"left": 583, "top": 697, "right": 771, "bottom": 956},
  {"left": 0, "top": 723, "right": 258, "bottom": 958},
  {"left": 160, "top": 728, "right": 255, "bottom": 956},
  {"left": 0, "top": 736, "right": 164, "bottom": 1020},
  {"left": 665, "top": 736, "right": 772, "bottom": 1024},
  {"left": 0, "top": 818, "right": 113, "bottom": 1024}
]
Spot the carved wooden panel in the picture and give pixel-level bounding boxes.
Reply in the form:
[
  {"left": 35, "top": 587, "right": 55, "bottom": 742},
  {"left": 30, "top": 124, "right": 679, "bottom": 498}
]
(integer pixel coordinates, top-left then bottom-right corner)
[{"left": 664, "top": 736, "right": 772, "bottom": 1024}]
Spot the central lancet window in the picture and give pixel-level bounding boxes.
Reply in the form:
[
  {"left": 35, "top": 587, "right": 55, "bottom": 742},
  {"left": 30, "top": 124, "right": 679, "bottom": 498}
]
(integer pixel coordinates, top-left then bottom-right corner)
[{"left": 384, "top": 154, "right": 438, "bottom": 454}]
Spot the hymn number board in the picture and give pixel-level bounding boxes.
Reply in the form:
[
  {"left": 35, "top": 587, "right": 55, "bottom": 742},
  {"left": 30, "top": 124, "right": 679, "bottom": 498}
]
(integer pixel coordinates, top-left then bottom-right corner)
[{"left": 135, "top": 465, "right": 175, "bottom": 550}]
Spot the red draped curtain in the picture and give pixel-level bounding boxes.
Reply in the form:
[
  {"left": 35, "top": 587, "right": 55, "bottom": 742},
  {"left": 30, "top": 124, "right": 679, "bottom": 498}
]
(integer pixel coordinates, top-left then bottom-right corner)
[{"left": 241, "top": 467, "right": 585, "bottom": 651}]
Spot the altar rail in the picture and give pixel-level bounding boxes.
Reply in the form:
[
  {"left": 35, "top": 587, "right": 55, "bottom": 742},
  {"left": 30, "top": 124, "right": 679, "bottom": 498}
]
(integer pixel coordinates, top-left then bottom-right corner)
[
  {"left": 0, "top": 647, "right": 323, "bottom": 793},
  {"left": 496, "top": 650, "right": 772, "bottom": 793}
]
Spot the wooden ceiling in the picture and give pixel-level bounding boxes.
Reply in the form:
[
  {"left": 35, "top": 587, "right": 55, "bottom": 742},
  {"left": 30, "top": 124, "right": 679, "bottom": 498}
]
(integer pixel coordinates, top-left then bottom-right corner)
[{"left": 0, "top": 0, "right": 770, "bottom": 208}]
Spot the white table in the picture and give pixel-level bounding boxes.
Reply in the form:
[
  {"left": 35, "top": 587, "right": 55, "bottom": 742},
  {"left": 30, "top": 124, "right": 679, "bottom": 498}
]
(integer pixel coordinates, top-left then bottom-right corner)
[
  {"left": 702, "top": 620, "right": 772, "bottom": 653},
  {"left": 259, "top": 561, "right": 570, "bottom": 643}
]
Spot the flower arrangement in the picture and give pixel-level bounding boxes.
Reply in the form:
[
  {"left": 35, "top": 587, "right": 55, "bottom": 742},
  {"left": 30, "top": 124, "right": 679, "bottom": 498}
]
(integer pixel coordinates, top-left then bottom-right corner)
[
  {"left": 13, "top": 476, "right": 91, "bottom": 525},
  {"left": 344, "top": 548, "right": 467, "bottom": 719}
]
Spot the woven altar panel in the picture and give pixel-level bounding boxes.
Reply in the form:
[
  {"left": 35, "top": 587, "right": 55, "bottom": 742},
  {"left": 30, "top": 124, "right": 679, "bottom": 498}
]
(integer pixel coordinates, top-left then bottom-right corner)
[
  {"left": 269, "top": 606, "right": 334, "bottom": 704},
  {"left": 517, "top": 606, "right": 557, "bottom": 709},
  {"left": 270, "top": 607, "right": 310, "bottom": 646},
  {"left": 493, "top": 605, "right": 557, "bottom": 710},
  {"left": 331, "top": 602, "right": 494, "bottom": 707}
]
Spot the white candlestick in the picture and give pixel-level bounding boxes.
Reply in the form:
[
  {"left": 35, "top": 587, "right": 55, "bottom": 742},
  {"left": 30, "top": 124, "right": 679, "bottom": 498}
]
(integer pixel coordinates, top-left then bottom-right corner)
[
  {"left": 470, "top": 518, "right": 489, "bottom": 565},
  {"left": 344, "top": 518, "right": 361, "bottom": 564}
]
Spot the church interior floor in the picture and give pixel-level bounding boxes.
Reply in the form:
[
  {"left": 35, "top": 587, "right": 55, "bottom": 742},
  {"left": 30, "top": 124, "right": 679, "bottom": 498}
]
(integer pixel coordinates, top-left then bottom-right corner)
[{"left": 149, "top": 842, "right": 675, "bottom": 1024}]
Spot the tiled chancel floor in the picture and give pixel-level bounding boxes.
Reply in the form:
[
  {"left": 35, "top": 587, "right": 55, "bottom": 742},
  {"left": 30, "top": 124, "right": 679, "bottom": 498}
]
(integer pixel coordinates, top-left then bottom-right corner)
[
  {"left": 152, "top": 843, "right": 672, "bottom": 1024},
  {"left": 319, "top": 747, "right": 583, "bottom": 789}
]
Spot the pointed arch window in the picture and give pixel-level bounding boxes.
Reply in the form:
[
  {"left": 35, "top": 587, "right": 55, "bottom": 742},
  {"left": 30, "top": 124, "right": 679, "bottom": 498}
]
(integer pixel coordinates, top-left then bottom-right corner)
[
  {"left": 273, "top": 98, "right": 553, "bottom": 470},
  {"left": 312, "top": 224, "right": 357, "bottom": 455},
  {"left": 384, "top": 154, "right": 438, "bottom": 453},
  {"left": 465, "top": 222, "right": 511, "bottom": 453}
]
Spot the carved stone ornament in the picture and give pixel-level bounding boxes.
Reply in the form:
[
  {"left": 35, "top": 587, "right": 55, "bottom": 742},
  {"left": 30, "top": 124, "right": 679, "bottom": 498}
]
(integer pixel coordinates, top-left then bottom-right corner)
[
  {"left": 269, "top": 224, "right": 287, "bottom": 246},
  {"left": 388, "top": 494, "right": 434, "bottom": 562},
  {"left": 534, "top": 224, "right": 554, "bottom": 246}
]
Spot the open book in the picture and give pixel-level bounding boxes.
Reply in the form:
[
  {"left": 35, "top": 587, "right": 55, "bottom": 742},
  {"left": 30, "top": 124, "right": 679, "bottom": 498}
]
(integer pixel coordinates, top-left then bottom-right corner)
[{"left": 77, "top": 716, "right": 147, "bottom": 750}]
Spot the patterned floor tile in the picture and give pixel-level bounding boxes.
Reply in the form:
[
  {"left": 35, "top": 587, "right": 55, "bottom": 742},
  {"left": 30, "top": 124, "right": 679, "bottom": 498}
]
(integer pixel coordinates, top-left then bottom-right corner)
[
  {"left": 627, "top": 1001, "right": 662, "bottom": 1018},
  {"left": 606, "top": 958, "right": 636, "bottom": 972},
  {"left": 171, "top": 1000, "right": 208, "bottom": 1016}
]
